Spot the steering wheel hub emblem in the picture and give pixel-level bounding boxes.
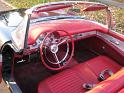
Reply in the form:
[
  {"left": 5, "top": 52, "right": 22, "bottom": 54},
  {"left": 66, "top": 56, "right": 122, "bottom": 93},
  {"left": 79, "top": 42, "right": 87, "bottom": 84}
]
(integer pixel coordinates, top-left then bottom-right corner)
[{"left": 50, "top": 44, "right": 58, "bottom": 53}]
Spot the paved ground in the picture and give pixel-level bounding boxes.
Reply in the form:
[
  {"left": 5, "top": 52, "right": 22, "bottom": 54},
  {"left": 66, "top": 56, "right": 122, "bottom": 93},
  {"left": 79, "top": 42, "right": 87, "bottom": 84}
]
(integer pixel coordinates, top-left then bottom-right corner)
[
  {"left": 0, "top": 0, "right": 12, "bottom": 11},
  {"left": 0, "top": 80, "right": 10, "bottom": 93}
]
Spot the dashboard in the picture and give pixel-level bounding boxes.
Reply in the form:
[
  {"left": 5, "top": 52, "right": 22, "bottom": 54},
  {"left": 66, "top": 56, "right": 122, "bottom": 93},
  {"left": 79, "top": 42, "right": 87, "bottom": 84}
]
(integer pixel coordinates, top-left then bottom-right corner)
[{"left": 29, "top": 31, "right": 97, "bottom": 50}]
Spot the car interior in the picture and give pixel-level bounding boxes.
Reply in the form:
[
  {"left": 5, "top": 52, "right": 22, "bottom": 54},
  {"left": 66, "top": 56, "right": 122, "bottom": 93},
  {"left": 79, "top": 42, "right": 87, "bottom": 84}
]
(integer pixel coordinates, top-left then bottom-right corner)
[
  {"left": 1, "top": 3, "right": 124, "bottom": 93},
  {"left": 6, "top": 30, "right": 124, "bottom": 93}
]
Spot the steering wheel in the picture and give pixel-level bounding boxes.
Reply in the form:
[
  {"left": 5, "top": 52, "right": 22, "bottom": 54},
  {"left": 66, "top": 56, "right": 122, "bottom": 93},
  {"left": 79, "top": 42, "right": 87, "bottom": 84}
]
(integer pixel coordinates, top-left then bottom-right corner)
[{"left": 40, "top": 30, "right": 74, "bottom": 70}]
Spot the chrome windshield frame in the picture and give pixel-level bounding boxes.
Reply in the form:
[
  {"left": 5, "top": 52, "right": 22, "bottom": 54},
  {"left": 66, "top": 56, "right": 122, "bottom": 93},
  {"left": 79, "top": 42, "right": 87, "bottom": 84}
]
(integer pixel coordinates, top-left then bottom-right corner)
[{"left": 26, "top": 1, "right": 112, "bottom": 29}]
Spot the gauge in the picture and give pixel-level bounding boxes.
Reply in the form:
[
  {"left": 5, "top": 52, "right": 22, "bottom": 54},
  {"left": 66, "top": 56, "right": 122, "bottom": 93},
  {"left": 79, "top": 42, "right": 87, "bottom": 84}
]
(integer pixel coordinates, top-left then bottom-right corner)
[{"left": 39, "top": 35, "right": 44, "bottom": 41}]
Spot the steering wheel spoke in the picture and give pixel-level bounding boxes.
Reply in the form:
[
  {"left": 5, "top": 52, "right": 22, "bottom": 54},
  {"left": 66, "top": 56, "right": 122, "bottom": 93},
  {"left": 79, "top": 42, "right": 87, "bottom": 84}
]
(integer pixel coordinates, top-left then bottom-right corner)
[
  {"left": 58, "top": 37, "right": 68, "bottom": 46},
  {"left": 54, "top": 53, "right": 61, "bottom": 67},
  {"left": 54, "top": 53, "right": 59, "bottom": 63}
]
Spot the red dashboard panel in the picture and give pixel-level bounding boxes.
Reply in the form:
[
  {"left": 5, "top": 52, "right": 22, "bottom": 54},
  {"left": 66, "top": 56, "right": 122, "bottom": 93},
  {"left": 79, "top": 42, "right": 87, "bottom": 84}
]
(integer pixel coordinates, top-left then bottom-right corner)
[{"left": 28, "top": 19, "right": 108, "bottom": 45}]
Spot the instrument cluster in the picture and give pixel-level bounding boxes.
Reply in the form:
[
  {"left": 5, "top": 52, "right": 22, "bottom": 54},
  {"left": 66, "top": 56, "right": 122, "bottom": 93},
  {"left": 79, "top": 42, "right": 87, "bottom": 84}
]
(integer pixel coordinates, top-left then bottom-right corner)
[{"left": 29, "top": 34, "right": 45, "bottom": 49}]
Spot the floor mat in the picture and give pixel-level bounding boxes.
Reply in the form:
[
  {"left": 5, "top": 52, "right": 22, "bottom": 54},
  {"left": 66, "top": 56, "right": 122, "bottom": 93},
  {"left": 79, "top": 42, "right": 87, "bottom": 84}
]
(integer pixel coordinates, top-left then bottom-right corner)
[
  {"left": 14, "top": 62, "right": 52, "bottom": 93},
  {"left": 14, "top": 59, "right": 77, "bottom": 93}
]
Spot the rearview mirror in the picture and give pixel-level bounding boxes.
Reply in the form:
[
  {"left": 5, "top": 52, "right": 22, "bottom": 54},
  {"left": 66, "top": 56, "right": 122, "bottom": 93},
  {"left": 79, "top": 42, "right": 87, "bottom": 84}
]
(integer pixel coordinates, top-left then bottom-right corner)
[{"left": 69, "top": 8, "right": 81, "bottom": 13}]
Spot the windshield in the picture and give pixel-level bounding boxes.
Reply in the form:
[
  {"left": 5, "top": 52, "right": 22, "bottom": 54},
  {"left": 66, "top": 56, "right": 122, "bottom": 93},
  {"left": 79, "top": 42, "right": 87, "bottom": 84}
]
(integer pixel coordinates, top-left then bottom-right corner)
[{"left": 29, "top": 1, "right": 108, "bottom": 24}]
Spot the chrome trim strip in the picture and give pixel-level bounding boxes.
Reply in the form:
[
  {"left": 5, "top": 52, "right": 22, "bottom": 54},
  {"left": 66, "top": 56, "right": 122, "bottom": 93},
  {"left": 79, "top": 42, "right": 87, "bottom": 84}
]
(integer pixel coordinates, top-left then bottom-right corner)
[
  {"left": 72, "top": 31, "right": 97, "bottom": 40},
  {"left": 0, "top": 54, "right": 2, "bottom": 63},
  {"left": 97, "top": 32, "right": 124, "bottom": 52},
  {"left": 6, "top": 79, "right": 22, "bottom": 93}
]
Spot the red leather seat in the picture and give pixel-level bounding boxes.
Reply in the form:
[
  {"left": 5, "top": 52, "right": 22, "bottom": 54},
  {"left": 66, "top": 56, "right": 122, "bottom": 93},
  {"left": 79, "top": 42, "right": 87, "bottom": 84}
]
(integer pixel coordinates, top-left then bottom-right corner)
[
  {"left": 87, "top": 68, "right": 124, "bottom": 93},
  {"left": 83, "top": 56, "right": 121, "bottom": 77},
  {"left": 38, "top": 56, "right": 121, "bottom": 93},
  {"left": 38, "top": 66, "right": 98, "bottom": 93}
]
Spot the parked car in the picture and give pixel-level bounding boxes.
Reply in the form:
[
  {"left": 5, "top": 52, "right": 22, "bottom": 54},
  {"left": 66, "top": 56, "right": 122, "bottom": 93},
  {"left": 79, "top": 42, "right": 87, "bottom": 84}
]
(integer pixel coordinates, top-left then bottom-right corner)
[{"left": 0, "top": 1, "right": 124, "bottom": 93}]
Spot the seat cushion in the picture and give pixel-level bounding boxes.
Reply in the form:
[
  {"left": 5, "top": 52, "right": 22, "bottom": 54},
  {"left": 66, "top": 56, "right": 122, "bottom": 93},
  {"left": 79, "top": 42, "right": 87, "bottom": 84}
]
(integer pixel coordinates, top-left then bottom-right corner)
[
  {"left": 71, "top": 63, "right": 99, "bottom": 84},
  {"left": 84, "top": 55, "right": 121, "bottom": 77},
  {"left": 87, "top": 68, "right": 124, "bottom": 93},
  {"left": 38, "top": 69, "right": 85, "bottom": 93},
  {"left": 38, "top": 55, "right": 121, "bottom": 93}
]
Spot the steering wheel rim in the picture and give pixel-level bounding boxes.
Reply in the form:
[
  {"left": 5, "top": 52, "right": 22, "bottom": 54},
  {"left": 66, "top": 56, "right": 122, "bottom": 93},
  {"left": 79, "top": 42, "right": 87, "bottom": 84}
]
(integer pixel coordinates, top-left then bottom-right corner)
[{"left": 40, "top": 30, "right": 74, "bottom": 70}]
